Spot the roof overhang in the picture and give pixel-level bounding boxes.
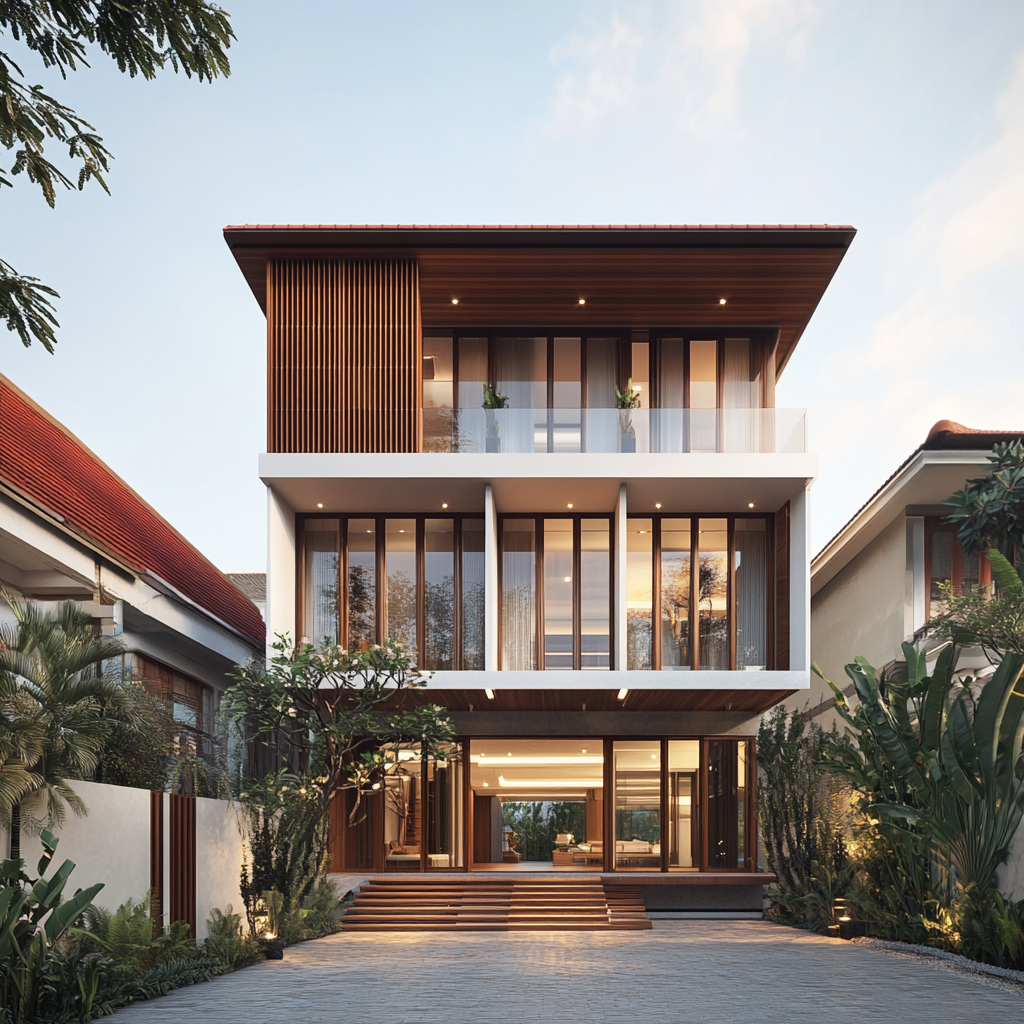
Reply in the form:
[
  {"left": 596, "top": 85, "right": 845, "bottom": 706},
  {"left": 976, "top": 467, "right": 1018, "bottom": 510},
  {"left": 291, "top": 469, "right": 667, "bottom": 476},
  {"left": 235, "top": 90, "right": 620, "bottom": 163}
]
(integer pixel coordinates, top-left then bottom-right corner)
[
  {"left": 811, "top": 449, "right": 993, "bottom": 596},
  {"left": 224, "top": 224, "right": 856, "bottom": 377}
]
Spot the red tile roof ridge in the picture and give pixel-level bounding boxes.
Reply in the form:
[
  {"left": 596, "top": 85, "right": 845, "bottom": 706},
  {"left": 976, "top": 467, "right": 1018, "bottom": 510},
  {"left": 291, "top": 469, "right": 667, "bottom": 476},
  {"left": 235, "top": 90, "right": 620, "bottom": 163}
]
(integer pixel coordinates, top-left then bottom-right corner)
[
  {"left": 0, "top": 372, "right": 265, "bottom": 647},
  {"left": 223, "top": 222, "right": 856, "bottom": 232}
]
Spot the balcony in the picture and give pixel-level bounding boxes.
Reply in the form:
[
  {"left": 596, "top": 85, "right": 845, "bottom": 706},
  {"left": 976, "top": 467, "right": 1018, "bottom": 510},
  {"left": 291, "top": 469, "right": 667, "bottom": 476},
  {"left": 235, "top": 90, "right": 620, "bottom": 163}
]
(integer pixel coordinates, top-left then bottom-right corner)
[{"left": 423, "top": 408, "right": 806, "bottom": 455}]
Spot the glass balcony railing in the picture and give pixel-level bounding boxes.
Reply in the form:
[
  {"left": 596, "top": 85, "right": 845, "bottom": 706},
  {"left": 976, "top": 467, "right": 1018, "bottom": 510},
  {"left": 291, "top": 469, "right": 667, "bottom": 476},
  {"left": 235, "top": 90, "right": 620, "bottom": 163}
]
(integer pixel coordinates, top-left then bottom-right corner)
[{"left": 422, "top": 408, "right": 806, "bottom": 454}]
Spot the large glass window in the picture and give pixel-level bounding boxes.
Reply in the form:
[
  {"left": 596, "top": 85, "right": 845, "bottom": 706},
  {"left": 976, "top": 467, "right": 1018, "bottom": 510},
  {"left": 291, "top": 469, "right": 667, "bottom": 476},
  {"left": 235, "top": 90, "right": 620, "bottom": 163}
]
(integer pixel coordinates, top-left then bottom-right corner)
[
  {"left": 629, "top": 514, "right": 772, "bottom": 670},
  {"left": 668, "top": 740, "right": 699, "bottom": 870},
  {"left": 706, "top": 739, "right": 749, "bottom": 870},
  {"left": 926, "top": 518, "right": 990, "bottom": 617},
  {"left": 300, "top": 515, "right": 482, "bottom": 668},
  {"left": 303, "top": 519, "right": 340, "bottom": 645},
  {"left": 501, "top": 519, "right": 536, "bottom": 671},
  {"left": 422, "top": 337, "right": 453, "bottom": 452},
  {"left": 501, "top": 515, "right": 612, "bottom": 670},
  {"left": 613, "top": 741, "right": 662, "bottom": 871}
]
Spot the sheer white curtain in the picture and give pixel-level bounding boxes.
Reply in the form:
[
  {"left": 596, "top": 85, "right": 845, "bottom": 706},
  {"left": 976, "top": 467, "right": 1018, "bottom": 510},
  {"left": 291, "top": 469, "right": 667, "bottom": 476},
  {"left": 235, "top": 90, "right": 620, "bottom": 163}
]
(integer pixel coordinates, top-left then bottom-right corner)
[
  {"left": 502, "top": 520, "right": 536, "bottom": 670},
  {"left": 496, "top": 338, "right": 546, "bottom": 452},
  {"left": 735, "top": 521, "right": 767, "bottom": 669},
  {"left": 723, "top": 339, "right": 761, "bottom": 453},
  {"left": 585, "top": 338, "right": 619, "bottom": 452}
]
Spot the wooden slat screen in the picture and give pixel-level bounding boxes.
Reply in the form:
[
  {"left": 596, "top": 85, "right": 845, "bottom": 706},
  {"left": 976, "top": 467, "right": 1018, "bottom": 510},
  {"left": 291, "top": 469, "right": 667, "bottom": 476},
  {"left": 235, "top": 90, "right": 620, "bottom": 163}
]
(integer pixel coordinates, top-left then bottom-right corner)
[
  {"left": 149, "top": 790, "right": 164, "bottom": 932},
  {"left": 169, "top": 793, "right": 197, "bottom": 937},
  {"left": 775, "top": 501, "right": 791, "bottom": 671},
  {"left": 267, "top": 258, "right": 421, "bottom": 452}
]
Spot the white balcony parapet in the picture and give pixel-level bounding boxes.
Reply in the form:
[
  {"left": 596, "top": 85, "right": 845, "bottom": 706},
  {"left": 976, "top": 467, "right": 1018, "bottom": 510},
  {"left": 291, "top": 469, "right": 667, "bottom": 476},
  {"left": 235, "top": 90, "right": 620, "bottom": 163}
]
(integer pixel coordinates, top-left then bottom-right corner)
[{"left": 423, "top": 408, "right": 806, "bottom": 455}]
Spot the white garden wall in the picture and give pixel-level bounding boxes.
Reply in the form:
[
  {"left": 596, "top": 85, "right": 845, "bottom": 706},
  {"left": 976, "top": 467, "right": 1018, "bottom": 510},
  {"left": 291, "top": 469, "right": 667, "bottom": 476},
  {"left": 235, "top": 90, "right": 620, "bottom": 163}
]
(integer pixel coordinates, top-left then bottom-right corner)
[{"left": 196, "top": 794, "right": 245, "bottom": 937}]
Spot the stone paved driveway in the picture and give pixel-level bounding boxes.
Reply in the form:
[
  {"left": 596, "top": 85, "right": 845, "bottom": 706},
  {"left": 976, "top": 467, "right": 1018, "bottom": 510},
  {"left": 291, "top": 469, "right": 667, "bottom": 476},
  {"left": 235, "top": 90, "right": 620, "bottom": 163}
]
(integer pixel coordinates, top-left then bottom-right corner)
[{"left": 111, "top": 921, "right": 1022, "bottom": 1023}]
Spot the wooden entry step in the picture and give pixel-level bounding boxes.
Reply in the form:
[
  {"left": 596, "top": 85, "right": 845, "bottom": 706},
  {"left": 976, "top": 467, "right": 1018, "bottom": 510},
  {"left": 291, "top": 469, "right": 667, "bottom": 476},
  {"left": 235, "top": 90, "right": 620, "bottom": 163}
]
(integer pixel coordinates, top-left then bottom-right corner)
[{"left": 341, "top": 878, "right": 651, "bottom": 932}]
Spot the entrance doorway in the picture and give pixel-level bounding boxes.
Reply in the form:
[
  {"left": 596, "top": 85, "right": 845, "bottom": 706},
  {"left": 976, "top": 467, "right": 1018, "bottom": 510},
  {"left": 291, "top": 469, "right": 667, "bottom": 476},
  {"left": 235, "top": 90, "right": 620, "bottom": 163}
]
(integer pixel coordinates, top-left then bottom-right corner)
[{"left": 470, "top": 738, "right": 603, "bottom": 870}]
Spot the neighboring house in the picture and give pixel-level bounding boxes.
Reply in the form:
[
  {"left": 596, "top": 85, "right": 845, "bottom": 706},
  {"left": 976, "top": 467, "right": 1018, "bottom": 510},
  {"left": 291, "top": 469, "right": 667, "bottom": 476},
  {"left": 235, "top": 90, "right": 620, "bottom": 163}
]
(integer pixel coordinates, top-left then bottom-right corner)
[
  {"left": 804, "top": 420, "right": 1024, "bottom": 725},
  {"left": 0, "top": 372, "right": 266, "bottom": 745},
  {"left": 225, "top": 222, "right": 854, "bottom": 909},
  {"left": 227, "top": 572, "right": 267, "bottom": 621}
]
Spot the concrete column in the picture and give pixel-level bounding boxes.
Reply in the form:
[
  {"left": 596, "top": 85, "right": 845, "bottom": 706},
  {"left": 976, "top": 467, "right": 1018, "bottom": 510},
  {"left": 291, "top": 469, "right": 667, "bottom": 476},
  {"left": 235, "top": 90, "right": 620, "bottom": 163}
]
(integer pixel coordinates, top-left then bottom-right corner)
[
  {"left": 484, "top": 483, "right": 498, "bottom": 671},
  {"left": 615, "top": 483, "right": 627, "bottom": 670},
  {"left": 790, "top": 484, "right": 811, "bottom": 672},
  {"left": 266, "top": 486, "right": 297, "bottom": 656}
]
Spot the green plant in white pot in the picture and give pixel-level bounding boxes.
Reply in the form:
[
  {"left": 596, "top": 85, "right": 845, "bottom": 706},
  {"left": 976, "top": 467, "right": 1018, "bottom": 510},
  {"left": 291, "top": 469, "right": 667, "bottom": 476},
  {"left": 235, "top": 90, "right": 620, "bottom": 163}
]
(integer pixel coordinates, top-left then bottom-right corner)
[
  {"left": 615, "top": 379, "right": 641, "bottom": 452},
  {"left": 483, "top": 385, "right": 508, "bottom": 452}
]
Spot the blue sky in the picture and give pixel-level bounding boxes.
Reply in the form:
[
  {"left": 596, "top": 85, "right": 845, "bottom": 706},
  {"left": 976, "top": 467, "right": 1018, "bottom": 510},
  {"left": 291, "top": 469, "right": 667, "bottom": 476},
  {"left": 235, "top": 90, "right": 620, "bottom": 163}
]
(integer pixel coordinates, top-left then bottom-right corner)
[{"left": 4, "top": 1, "right": 1024, "bottom": 572}]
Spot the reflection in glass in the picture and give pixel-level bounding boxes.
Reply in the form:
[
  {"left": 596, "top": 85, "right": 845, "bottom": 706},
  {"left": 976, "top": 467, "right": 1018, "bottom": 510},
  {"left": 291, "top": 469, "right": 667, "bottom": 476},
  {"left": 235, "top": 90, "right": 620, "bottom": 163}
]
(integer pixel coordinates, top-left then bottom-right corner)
[
  {"left": 497, "top": 337, "right": 547, "bottom": 452},
  {"left": 424, "top": 519, "right": 454, "bottom": 670},
  {"left": 668, "top": 741, "right": 699, "bottom": 869},
  {"left": 698, "top": 519, "right": 728, "bottom": 670},
  {"left": 386, "top": 519, "right": 417, "bottom": 659},
  {"left": 735, "top": 520, "right": 767, "bottom": 670},
  {"left": 423, "top": 337, "right": 453, "bottom": 451},
  {"left": 457, "top": 338, "right": 488, "bottom": 409},
  {"left": 303, "top": 519, "right": 339, "bottom": 644},
  {"left": 707, "top": 740, "right": 747, "bottom": 869},
  {"left": 661, "top": 519, "right": 691, "bottom": 669},
  {"left": 657, "top": 338, "right": 685, "bottom": 454},
  {"left": 614, "top": 741, "right": 661, "bottom": 870},
  {"left": 580, "top": 519, "right": 610, "bottom": 669},
  {"left": 543, "top": 520, "right": 573, "bottom": 670},
  {"left": 502, "top": 520, "right": 536, "bottom": 670},
  {"left": 427, "top": 744, "right": 464, "bottom": 869},
  {"left": 347, "top": 519, "right": 375, "bottom": 651},
  {"left": 626, "top": 520, "right": 653, "bottom": 670},
  {"left": 382, "top": 742, "right": 422, "bottom": 872},
  {"left": 461, "top": 520, "right": 486, "bottom": 671},
  {"left": 723, "top": 338, "right": 760, "bottom": 452},
  {"left": 552, "top": 338, "right": 582, "bottom": 453}
]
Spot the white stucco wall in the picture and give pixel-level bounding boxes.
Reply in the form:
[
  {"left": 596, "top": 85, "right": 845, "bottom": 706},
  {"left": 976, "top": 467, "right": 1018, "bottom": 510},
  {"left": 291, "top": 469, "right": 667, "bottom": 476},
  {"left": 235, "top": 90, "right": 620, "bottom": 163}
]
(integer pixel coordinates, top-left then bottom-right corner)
[
  {"left": 2, "top": 780, "right": 150, "bottom": 914},
  {"left": 798, "top": 512, "right": 908, "bottom": 724},
  {"left": 2, "top": 782, "right": 244, "bottom": 941},
  {"left": 196, "top": 796, "right": 244, "bottom": 939}
]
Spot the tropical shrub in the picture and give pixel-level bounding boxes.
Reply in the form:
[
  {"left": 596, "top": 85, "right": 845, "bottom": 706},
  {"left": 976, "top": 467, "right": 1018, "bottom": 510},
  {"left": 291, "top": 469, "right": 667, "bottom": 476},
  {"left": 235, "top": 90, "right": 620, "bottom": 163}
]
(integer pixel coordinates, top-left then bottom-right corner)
[
  {"left": 75, "top": 895, "right": 195, "bottom": 972},
  {"left": 757, "top": 706, "right": 854, "bottom": 932},
  {"left": 202, "top": 905, "right": 265, "bottom": 969}
]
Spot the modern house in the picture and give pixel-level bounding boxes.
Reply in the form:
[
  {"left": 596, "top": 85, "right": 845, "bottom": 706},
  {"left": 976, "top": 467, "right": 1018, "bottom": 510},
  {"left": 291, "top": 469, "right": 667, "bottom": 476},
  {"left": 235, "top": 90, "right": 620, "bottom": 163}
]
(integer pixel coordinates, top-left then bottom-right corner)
[
  {"left": 0, "top": 372, "right": 266, "bottom": 758},
  {"left": 806, "top": 420, "right": 1024, "bottom": 724},
  {"left": 225, "top": 223, "right": 854, "bottom": 910}
]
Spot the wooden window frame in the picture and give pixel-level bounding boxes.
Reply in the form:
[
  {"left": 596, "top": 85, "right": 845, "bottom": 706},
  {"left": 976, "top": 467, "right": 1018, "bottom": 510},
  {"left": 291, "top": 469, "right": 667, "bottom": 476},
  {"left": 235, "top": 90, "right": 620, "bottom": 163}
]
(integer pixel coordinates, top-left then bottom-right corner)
[
  {"left": 297, "top": 513, "right": 484, "bottom": 670},
  {"left": 630, "top": 512, "right": 774, "bottom": 671},
  {"left": 497, "top": 513, "right": 615, "bottom": 671},
  {"left": 924, "top": 517, "right": 992, "bottom": 621}
]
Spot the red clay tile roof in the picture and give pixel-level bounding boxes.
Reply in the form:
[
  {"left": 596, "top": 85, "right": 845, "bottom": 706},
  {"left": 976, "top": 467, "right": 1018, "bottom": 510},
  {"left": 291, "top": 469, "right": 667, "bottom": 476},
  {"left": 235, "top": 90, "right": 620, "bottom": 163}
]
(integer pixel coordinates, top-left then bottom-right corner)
[{"left": 0, "top": 373, "right": 265, "bottom": 647}]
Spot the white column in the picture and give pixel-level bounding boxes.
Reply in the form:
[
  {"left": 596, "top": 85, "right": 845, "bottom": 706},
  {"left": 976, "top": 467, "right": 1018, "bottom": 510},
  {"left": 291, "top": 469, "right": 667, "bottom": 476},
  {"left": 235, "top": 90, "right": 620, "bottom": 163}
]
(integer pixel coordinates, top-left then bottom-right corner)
[
  {"left": 615, "top": 483, "right": 627, "bottom": 670},
  {"left": 484, "top": 483, "right": 499, "bottom": 671},
  {"left": 906, "top": 516, "right": 926, "bottom": 637},
  {"left": 790, "top": 484, "right": 811, "bottom": 672},
  {"left": 266, "top": 486, "right": 297, "bottom": 656}
]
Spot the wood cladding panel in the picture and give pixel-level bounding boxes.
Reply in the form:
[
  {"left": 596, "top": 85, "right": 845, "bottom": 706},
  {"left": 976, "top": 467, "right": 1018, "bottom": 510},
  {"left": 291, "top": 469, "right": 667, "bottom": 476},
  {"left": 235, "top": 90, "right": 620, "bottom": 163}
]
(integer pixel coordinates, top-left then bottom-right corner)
[
  {"left": 775, "top": 501, "right": 791, "bottom": 672},
  {"left": 397, "top": 688, "right": 794, "bottom": 715},
  {"left": 267, "top": 259, "right": 421, "bottom": 452},
  {"left": 149, "top": 791, "right": 164, "bottom": 931},
  {"left": 169, "top": 793, "right": 197, "bottom": 938}
]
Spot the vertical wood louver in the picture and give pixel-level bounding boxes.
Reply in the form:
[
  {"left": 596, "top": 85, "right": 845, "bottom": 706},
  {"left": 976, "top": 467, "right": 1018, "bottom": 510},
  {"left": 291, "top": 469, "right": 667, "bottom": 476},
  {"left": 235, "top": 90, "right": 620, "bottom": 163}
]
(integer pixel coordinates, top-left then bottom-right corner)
[{"left": 267, "top": 258, "right": 421, "bottom": 452}]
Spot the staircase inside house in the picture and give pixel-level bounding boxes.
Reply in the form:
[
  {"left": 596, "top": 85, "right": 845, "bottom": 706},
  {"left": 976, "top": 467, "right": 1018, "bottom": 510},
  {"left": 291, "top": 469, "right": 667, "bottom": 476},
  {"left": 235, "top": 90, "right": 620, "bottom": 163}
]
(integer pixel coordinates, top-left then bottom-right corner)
[{"left": 341, "top": 877, "right": 651, "bottom": 932}]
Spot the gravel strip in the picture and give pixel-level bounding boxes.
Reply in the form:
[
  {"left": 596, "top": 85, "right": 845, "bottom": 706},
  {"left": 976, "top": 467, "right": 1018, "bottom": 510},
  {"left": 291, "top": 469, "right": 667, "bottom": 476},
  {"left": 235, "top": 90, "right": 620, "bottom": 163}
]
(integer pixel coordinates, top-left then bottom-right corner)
[{"left": 853, "top": 937, "right": 1024, "bottom": 995}]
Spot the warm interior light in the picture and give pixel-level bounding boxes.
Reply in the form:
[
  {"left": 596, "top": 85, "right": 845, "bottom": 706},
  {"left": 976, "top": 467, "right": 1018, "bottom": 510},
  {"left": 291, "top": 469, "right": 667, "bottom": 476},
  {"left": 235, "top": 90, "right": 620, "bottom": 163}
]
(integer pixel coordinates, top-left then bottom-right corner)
[
  {"left": 632, "top": 383, "right": 642, "bottom": 392},
  {"left": 748, "top": 502, "right": 755, "bottom": 508},
  {"left": 452, "top": 297, "right": 459, "bottom": 305},
  {"left": 719, "top": 297, "right": 727, "bottom": 305},
  {"left": 317, "top": 503, "right": 323, "bottom": 509},
  {"left": 578, "top": 298, "right": 586, "bottom": 305},
  {"left": 581, "top": 748, "right": 587, "bottom": 754},
  {"left": 442, "top": 502, "right": 448, "bottom": 508},
  {"left": 655, "top": 502, "right": 661, "bottom": 509},
  {"left": 483, "top": 781, "right": 489, "bottom": 787},
  {"left": 484, "top": 688, "right": 495, "bottom": 699},
  {"left": 651, "top": 754, "right": 657, "bottom": 759},
  {"left": 498, "top": 776, "right": 599, "bottom": 788},
  {"left": 399, "top": 529, "right": 405, "bottom": 533},
  {"left": 563, "top": 575, "right": 571, "bottom": 583},
  {"left": 617, "top": 688, "right": 629, "bottom": 700},
  {"left": 473, "top": 754, "right": 603, "bottom": 765},
  {"left": 567, "top": 502, "right": 573, "bottom": 509}
]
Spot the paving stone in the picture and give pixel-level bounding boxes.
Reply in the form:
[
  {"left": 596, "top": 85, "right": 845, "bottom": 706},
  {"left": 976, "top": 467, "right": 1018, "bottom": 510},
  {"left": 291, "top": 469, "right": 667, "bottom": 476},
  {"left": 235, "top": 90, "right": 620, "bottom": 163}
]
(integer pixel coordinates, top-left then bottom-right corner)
[{"left": 110, "top": 920, "right": 1023, "bottom": 1023}]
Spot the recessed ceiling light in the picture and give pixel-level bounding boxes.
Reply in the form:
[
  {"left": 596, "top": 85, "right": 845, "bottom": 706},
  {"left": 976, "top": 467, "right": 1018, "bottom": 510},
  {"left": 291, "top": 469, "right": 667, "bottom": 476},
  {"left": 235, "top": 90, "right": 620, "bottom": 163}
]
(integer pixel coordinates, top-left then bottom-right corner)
[
  {"left": 442, "top": 502, "right": 448, "bottom": 509},
  {"left": 485, "top": 688, "right": 495, "bottom": 699},
  {"left": 564, "top": 576, "right": 571, "bottom": 583},
  {"left": 567, "top": 502, "right": 573, "bottom": 509},
  {"left": 483, "top": 782, "right": 489, "bottom": 787},
  {"left": 638, "top": 530, "right": 647, "bottom": 535},
  {"left": 452, "top": 297, "right": 459, "bottom": 305},
  {"left": 578, "top": 298, "right": 586, "bottom": 305},
  {"left": 719, "top": 297, "right": 727, "bottom": 305},
  {"left": 581, "top": 748, "right": 587, "bottom": 754},
  {"left": 651, "top": 754, "right": 657, "bottom": 760},
  {"left": 655, "top": 502, "right": 661, "bottom": 509},
  {"left": 399, "top": 529, "right": 405, "bottom": 533},
  {"left": 508, "top": 752, "right": 512, "bottom": 757},
  {"left": 748, "top": 502, "right": 755, "bottom": 508},
  {"left": 617, "top": 688, "right": 629, "bottom": 700},
  {"left": 317, "top": 503, "right": 323, "bottom": 509}
]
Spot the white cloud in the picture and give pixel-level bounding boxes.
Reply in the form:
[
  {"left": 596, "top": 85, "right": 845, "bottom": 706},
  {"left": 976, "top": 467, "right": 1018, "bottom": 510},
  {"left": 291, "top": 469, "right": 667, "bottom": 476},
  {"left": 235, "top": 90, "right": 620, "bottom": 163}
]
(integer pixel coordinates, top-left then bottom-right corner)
[{"left": 545, "top": 0, "right": 823, "bottom": 138}]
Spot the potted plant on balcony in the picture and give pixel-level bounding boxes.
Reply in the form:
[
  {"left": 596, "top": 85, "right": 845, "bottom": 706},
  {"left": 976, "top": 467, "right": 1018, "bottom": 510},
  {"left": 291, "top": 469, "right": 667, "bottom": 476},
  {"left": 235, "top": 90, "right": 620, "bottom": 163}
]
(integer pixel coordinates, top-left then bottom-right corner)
[
  {"left": 615, "top": 379, "right": 641, "bottom": 452},
  {"left": 483, "top": 385, "right": 508, "bottom": 453}
]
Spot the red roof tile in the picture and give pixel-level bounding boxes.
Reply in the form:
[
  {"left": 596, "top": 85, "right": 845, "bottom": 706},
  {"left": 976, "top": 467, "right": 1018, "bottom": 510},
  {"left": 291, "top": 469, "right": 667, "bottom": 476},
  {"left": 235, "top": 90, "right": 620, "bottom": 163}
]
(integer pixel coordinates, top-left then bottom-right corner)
[{"left": 0, "top": 374, "right": 265, "bottom": 647}]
